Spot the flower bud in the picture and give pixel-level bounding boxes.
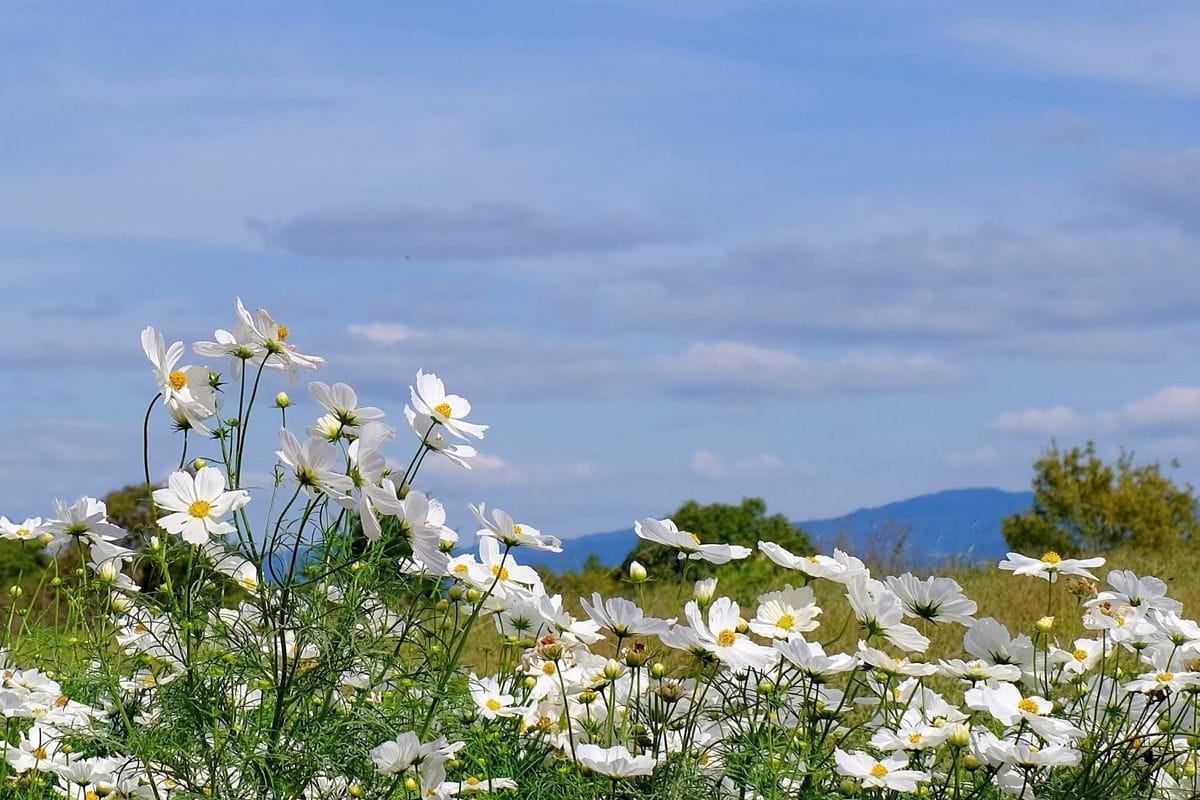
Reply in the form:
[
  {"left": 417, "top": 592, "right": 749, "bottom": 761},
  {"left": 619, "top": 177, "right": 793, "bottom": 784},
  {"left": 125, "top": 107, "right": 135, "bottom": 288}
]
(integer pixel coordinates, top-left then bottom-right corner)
[
  {"left": 7, "top": 585, "right": 22, "bottom": 598},
  {"left": 348, "top": 784, "right": 364, "bottom": 798},
  {"left": 948, "top": 723, "right": 970, "bottom": 747},
  {"left": 604, "top": 659, "right": 623, "bottom": 680},
  {"left": 192, "top": 458, "right": 208, "bottom": 470},
  {"left": 650, "top": 662, "right": 667, "bottom": 679},
  {"left": 39, "top": 532, "right": 55, "bottom": 546},
  {"left": 523, "top": 676, "right": 538, "bottom": 690},
  {"left": 694, "top": 577, "right": 718, "bottom": 606},
  {"left": 839, "top": 778, "right": 858, "bottom": 795},
  {"left": 110, "top": 593, "right": 133, "bottom": 613},
  {"left": 275, "top": 392, "right": 291, "bottom": 408},
  {"left": 447, "top": 585, "right": 464, "bottom": 602},
  {"left": 404, "top": 777, "right": 419, "bottom": 793},
  {"left": 629, "top": 561, "right": 648, "bottom": 583},
  {"left": 578, "top": 689, "right": 598, "bottom": 704},
  {"left": 736, "top": 617, "right": 749, "bottom": 634},
  {"left": 1035, "top": 616, "right": 1054, "bottom": 633},
  {"left": 97, "top": 561, "right": 120, "bottom": 584}
]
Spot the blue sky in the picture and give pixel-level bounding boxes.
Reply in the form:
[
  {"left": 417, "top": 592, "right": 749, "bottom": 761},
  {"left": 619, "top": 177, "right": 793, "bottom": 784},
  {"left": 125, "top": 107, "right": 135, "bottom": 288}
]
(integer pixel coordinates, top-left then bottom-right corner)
[{"left": 3, "top": 1, "right": 1200, "bottom": 539}]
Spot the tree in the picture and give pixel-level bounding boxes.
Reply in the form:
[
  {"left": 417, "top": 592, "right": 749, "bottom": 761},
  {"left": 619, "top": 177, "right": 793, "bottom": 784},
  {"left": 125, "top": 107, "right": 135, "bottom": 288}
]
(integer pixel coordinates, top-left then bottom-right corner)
[
  {"left": 1002, "top": 441, "right": 1200, "bottom": 555},
  {"left": 621, "top": 497, "right": 812, "bottom": 579}
]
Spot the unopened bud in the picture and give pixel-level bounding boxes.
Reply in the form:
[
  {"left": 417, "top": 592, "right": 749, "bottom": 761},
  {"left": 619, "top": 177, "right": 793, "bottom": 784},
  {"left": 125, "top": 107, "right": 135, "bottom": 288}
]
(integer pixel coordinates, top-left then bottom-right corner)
[
  {"left": 275, "top": 392, "right": 291, "bottom": 408},
  {"left": 694, "top": 577, "right": 718, "bottom": 606},
  {"left": 110, "top": 593, "right": 133, "bottom": 614},
  {"left": 348, "top": 784, "right": 364, "bottom": 798},
  {"left": 7, "top": 585, "right": 22, "bottom": 598},
  {"left": 629, "top": 561, "right": 648, "bottom": 583},
  {"left": 650, "top": 662, "right": 667, "bottom": 679},
  {"left": 1035, "top": 616, "right": 1054, "bottom": 633},
  {"left": 603, "top": 659, "right": 623, "bottom": 680},
  {"left": 192, "top": 458, "right": 208, "bottom": 470},
  {"left": 39, "top": 532, "right": 55, "bottom": 546},
  {"left": 948, "top": 723, "right": 970, "bottom": 747}
]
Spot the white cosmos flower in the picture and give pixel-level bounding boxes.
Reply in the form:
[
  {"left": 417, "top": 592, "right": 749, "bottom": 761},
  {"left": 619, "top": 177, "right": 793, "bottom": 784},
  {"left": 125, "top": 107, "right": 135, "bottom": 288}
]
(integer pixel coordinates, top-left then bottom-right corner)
[
  {"left": 673, "top": 598, "right": 778, "bottom": 671},
  {"left": 0, "top": 516, "right": 47, "bottom": 543},
  {"left": 141, "top": 326, "right": 216, "bottom": 433},
  {"left": 856, "top": 642, "right": 938, "bottom": 678},
  {"left": 468, "top": 674, "right": 528, "bottom": 720},
  {"left": 749, "top": 585, "right": 821, "bottom": 638},
  {"left": 392, "top": 490, "right": 452, "bottom": 576},
  {"left": 534, "top": 592, "right": 603, "bottom": 644},
  {"left": 370, "top": 731, "right": 423, "bottom": 775},
  {"left": 884, "top": 573, "right": 976, "bottom": 625},
  {"left": 965, "top": 682, "right": 1083, "bottom": 743},
  {"left": 579, "top": 593, "right": 674, "bottom": 637},
  {"left": 45, "top": 497, "right": 125, "bottom": 549},
  {"left": 153, "top": 468, "right": 250, "bottom": 545},
  {"left": 998, "top": 550, "right": 1105, "bottom": 582},
  {"left": 277, "top": 429, "right": 354, "bottom": 503},
  {"left": 774, "top": 636, "right": 857, "bottom": 679},
  {"left": 410, "top": 370, "right": 488, "bottom": 441},
  {"left": 404, "top": 406, "right": 477, "bottom": 469},
  {"left": 846, "top": 576, "right": 930, "bottom": 653},
  {"left": 574, "top": 743, "right": 656, "bottom": 779},
  {"left": 345, "top": 422, "right": 398, "bottom": 542},
  {"left": 1089, "top": 569, "right": 1182, "bottom": 615},
  {"left": 471, "top": 503, "right": 561, "bottom": 552},
  {"left": 636, "top": 517, "right": 751, "bottom": 564},
  {"left": 937, "top": 658, "right": 1023, "bottom": 683},
  {"left": 308, "top": 381, "right": 384, "bottom": 432},
  {"left": 833, "top": 750, "right": 929, "bottom": 792}
]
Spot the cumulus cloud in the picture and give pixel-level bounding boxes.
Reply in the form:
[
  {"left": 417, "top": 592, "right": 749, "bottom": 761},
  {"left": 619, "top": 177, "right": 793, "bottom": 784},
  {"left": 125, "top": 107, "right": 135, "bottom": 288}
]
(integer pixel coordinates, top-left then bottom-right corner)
[
  {"left": 657, "top": 341, "right": 962, "bottom": 396},
  {"left": 690, "top": 448, "right": 816, "bottom": 481},
  {"left": 348, "top": 322, "right": 421, "bottom": 345},
  {"left": 251, "top": 202, "right": 686, "bottom": 262},
  {"left": 991, "top": 386, "right": 1200, "bottom": 438}
]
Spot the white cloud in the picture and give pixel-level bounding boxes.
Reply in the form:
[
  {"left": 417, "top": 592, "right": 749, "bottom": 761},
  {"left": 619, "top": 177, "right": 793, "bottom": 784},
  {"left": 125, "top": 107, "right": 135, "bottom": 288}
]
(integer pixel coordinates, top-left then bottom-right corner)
[
  {"left": 348, "top": 322, "right": 421, "bottom": 345},
  {"left": 990, "top": 405, "right": 1083, "bottom": 436},
  {"left": 991, "top": 386, "right": 1200, "bottom": 438},
  {"left": 418, "top": 451, "right": 598, "bottom": 487},
  {"left": 942, "top": 446, "right": 1001, "bottom": 469},
  {"left": 689, "top": 448, "right": 816, "bottom": 481},
  {"left": 658, "top": 341, "right": 962, "bottom": 396}
]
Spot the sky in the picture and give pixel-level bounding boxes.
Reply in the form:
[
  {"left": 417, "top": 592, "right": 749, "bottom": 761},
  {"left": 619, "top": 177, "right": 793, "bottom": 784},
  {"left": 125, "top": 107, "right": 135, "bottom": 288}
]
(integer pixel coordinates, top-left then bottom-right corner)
[{"left": 2, "top": 1, "right": 1200, "bottom": 540}]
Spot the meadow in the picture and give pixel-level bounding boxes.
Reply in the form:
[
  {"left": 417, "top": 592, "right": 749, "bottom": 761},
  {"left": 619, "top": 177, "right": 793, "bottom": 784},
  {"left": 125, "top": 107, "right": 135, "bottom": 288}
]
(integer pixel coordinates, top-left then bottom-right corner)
[{"left": 2, "top": 299, "right": 1199, "bottom": 800}]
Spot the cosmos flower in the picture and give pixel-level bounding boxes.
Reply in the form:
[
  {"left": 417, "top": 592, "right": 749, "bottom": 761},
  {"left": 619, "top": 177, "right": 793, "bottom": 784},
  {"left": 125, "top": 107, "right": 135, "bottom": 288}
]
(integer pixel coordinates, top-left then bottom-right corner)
[
  {"left": 410, "top": 370, "right": 488, "bottom": 441},
  {"left": 999, "top": 551, "right": 1105, "bottom": 582},
  {"left": 574, "top": 743, "right": 656, "bottom": 779},
  {"left": 153, "top": 468, "right": 250, "bottom": 546},
  {"left": 833, "top": 750, "right": 929, "bottom": 792}
]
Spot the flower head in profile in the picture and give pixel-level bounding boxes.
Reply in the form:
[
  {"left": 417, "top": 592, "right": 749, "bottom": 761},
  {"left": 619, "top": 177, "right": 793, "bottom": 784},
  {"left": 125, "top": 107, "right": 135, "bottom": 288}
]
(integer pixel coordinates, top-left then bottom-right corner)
[
  {"left": 998, "top": 551, "right": 1105, "bottom": 582},
  {"left": 308, "top": 381, "right": 384, "bottom": 435},
  {"left": 635, "top": 517, "right": 751, "bottom": 564},
  {"left": 846, "top": 576, "right": 930, "bottom": 653},
  {"left": 580, "top": 593, "right": 674, "bottom": 637},
  {"left": 0, "top": 516, "right": 47, "bottom": 543},
  {"left": 403, "top": 406, "right": 477, "bottom": 469},
  {"left": 471, "top": 503, "right": 561, "bottom": 552},
  {"left": 153, "top": 468, "right": 250, "bottom": 545},
  {"left": 45, "top": 497, "right": 125, "bottom": 549},
  {"left": 277, "top": 429, "right": 353, "bottom": 503},
  {"left": 195, "top": 298, "right": 324, "bottom": 381},
  {"left": 574, "top": 743, "right": 656, "bottom": 779},
  {"left": 410, "top": 370, "right": 488, "bottom": 441},
  {"left": 885, "top": 573, "right": 977, "bottom": 626}
]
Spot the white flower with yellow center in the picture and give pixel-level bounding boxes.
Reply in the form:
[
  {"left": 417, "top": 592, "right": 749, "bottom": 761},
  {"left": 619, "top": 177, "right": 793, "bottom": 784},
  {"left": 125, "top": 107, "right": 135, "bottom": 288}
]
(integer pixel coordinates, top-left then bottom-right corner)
[
  {"left": 468, "top": 674, "right": 527, "bottom": 720},
  {"left": 403, "top": 406, "right": 478, "bottom": 469},
  {"left": 574, "top": 743, "right": 657, "bottom": 779},
  {"left": 140, "top": 326, "right": 217, "bottom": 433},
  {"left": 309, "top": 381, "right": 385, "bottom": 432},
  {"left": 999, "top": 550, "right": 1105, "bottom": 582},
  {"left": 410, "top": 369, "right": 488, "bottom": 441},
  {"left": 834, "top": 750, "right": 929, "bottom": 792},
  {"left": 0, "top": 516, "right": 46, "bottom": 543},
  {"left": 152, "top": 468, "right": 250, "bottom": 545},
  {"left": 676, "top": 597, "right": 778, "bottom": 671},
  {"left": 749, "top": 585, "right": 821, "bottom": 638},
  {"left": 965, "top": 681, "right": 1083, "bottom": 744},
  {"left": 472, "top": 503, "right": 561, "bottom": 552}
]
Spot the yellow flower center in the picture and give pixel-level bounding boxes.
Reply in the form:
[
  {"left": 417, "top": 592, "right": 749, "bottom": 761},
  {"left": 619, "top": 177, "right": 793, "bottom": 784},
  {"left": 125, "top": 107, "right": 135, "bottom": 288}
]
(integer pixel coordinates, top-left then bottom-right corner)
[
  {"left": 275, "top": 324, "right": 289, "bottom": 341},
  {"left": 32, "top": 746, "right": 48, "bottom": 760},
  {"left": 15, "top": 528, "right": 29, "bottom": 538},
  {"left": 908, "top": 733, "right": 923, "bottom": 744},
  {"left": 486, "top": 698, "right": 502, "bottom": 711},
  {"left": 870, "top": 763, "right": 889, "bottom": 778},
  {"left": 776, "top": 614, "right": 795, "bottom": 630},
  {"left": 690, "top": 532, "right": 702, "bottom": 544},
  {"left": 717, "top": 629, "right": 736, "bottom": 646},
  {"left": 1017, "top": 698, "right": 1040, "bottom": 714},
  {"left": 87, "top": 792, "right": 100, "bottom": 800},
  {"left": 491, "top": 564, "right": 510, "bottom": 580},
  {"left": 188, "top": 499, "right": 212, "bottom": 518},
  {"left": 1041, "top": 551, "right": 1062, "bottom": 564},
  {"left": 513, "top": 524, "right": 523, "bottom": 535},
  {"left": 454, "top": 563, "right": 469, "bottom": 573},
  {"left": 1157, "top": 672, "right": 1175, "bottom": 683},
  {"left": 168, "top": 369, "right": 188, "bottom": 390},
  {"left": 466, "top": 777, "right": 480, "bottom": 786},
  {"left": 434, "top": 402, "right": 453, "bottom": 418},
  {"left": 542, "top": 662, "right": 557, "bottom": 675}
]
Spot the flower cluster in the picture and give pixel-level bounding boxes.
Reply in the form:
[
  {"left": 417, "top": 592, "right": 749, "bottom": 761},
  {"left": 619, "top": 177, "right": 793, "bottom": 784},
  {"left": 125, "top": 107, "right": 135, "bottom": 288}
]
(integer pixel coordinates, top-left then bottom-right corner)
[{"left": 2, "top": 299, "right": 1200, "bottom": 800}]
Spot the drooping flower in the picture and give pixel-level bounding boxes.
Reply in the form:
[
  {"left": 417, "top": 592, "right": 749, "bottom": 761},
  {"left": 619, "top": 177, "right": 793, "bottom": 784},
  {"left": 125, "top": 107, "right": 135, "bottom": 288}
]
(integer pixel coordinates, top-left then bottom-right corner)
[
  {"left": 635, "top": 517, "right": 751, "bottom": 564},
  {"left": 153, "top": 468, "right": 250, "bottom": 546},
  {"left": 574, "top": 743, "right": 656, "bottom": 779},
  {"left": 846, "top": 576, "right": 930, "bottom": 653},
  {"left": 410, "top": 370, "right": 488, "bottom": 441},
  {"left": 471, "top": 503, "right": 561, "bottom": 552},
  {"left": 141, "top": 326, "right": 217, "bottom": 433}
]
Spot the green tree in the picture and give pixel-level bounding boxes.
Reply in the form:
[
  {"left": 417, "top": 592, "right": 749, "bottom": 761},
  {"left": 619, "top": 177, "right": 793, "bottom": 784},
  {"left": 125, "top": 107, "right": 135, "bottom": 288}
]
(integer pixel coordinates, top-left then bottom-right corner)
[
  {"left": 1002, "top": 441, "right": 1200, "bottom": 555},
  {"left": 622, "top": 497, "right": 811, "bottom": 581}
]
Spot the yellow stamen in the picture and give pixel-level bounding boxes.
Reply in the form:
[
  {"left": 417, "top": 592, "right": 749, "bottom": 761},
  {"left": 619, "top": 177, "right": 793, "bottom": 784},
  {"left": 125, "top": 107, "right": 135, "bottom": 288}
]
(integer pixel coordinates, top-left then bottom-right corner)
[
  {"left": 188, "top": 499, "right": 212, "bottom": 518},
  {"left": 542, "top": 662, "right": 557, "bottom": 675},
  {"left": 1041, "top": 551, "right": 1062, "bottom": 564},
  {"left": 453, "top": 563, "right": 468, "bottom": 573},
  {"left": 908, "top": 733, "right": 923, "bottom": 744},
  {"left": 717, "top": 629, "right": 736, "bottom": 646},
  {"left": 486, "top": 698, "right": 502, "bottom": 711},
  {"left": 513, "top": 524, "right": 523, "bottom": 535},
  {"left": 1017, "top": 698, "right": 1040, "bottom": 714},
  {"left": 275, "top": 324, "right": 289, "bottom": 341},
  {"left": 776, "top": 614, "right": 795, "bottom": 630},
  {"left": 870, "top": 763, "right": 889, "bottom": 778},
  {"left": 1073, "top": 649, "right": 1088, "bottom": 661},
  {"left": 466, "top": 777, "right": 480, "bottom": 786},
  {"left": 690, "top": 532, "right": 701, "bottom": 544},
  {"left": 168, "top": 369, "right": 187, "bottom": 390},
  {"left": 15, "top": 528, "right": 29, "bottom": 538},
  {"left": 434, "top": 402, "right": 453, "bottom": 418},
  {"left": 32, "top": 746, "right": 48, "bottom": 760},
  {"left": 491, "top": 564, "right": 510, "bottom": 581},
  {"left": 1157, "top": 672, "right": 1175, "bottom": 683}
]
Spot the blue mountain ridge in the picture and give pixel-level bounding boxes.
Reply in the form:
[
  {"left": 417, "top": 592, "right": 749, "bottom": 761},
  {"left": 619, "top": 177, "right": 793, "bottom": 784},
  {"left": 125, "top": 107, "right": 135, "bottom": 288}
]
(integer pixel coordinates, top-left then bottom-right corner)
[{"left": 517, "top": 487, "right": 1034, "bottom": 573}]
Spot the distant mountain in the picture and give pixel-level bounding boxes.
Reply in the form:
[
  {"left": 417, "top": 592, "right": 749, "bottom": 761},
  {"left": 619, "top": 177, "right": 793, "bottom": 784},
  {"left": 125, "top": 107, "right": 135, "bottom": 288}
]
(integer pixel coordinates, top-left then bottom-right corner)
[{"left": 518, "top": 487, "right": 1033, "bottom": 573}]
